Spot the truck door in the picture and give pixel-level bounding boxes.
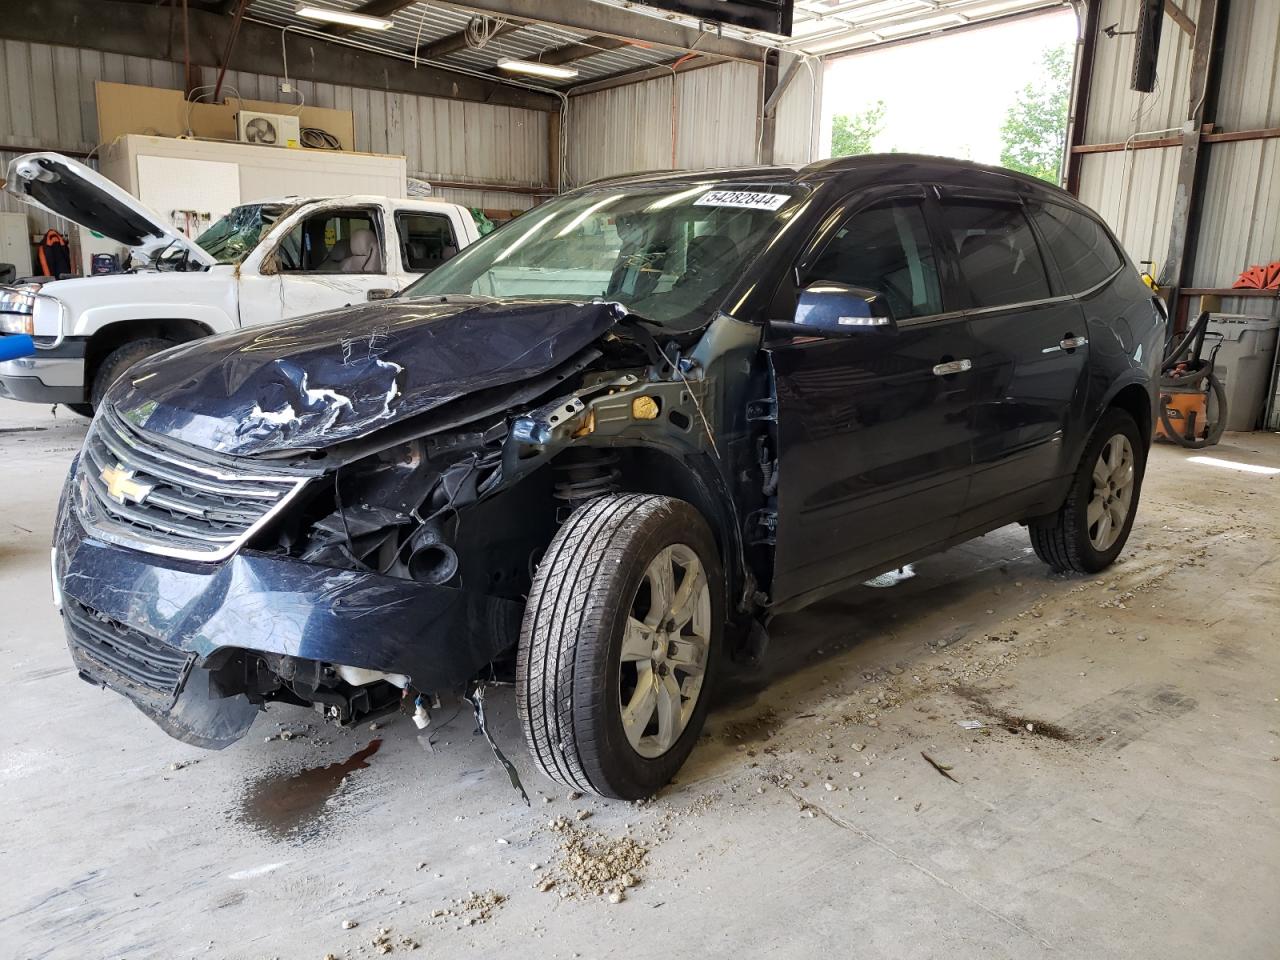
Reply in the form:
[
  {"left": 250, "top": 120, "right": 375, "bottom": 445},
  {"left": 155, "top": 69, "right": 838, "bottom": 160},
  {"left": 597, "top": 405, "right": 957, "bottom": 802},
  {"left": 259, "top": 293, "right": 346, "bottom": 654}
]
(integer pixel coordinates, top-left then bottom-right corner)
[
  {"left": 238, "top": 205, "right": 396, "bottom": 327},
  {"left": 768, "top": 192, "right": 977, "bottom": 610}
]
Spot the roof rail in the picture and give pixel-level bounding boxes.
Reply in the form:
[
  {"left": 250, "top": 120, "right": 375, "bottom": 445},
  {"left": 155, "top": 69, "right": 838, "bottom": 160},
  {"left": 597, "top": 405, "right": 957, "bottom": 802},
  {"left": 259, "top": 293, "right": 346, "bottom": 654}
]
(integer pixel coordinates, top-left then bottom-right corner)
[{"left": 575, "top": 164, "right": 798, "bottom": 188}]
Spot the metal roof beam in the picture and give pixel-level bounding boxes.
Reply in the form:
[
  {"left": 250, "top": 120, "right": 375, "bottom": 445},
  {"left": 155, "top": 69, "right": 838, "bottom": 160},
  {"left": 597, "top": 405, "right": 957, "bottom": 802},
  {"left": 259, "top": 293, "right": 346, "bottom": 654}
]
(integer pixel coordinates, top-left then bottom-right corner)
[
  {"left": 414, "top": 20, "right": 521, "bottom": 58},
  {"left": 536, "top": 35, "right": 632, "bottom": 66},
  {"left": 566, "top": 56, "right": 727, "bottom": 97},
  {"left": 432, "top": 0, "right": 772, "bottom": 62},
  {"left": 0, "top": 0, "right": 561, "bottom": 111}
]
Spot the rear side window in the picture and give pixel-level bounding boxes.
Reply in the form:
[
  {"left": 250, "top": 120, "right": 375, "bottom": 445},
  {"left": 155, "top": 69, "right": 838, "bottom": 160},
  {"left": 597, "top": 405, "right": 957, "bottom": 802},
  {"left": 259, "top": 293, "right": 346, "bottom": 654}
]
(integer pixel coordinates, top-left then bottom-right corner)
[
  {"left": 940, "top": 200, "right": 1051, "bottom": 308},
  {"left": 396, "top": 212, "right": 458, "bottom": 273},
  {"left": 806, "top": 199, "right": 943, "bottom": 320},
  {"left": 1029, "top": 201, "right": 1123, "bottom": 293}
]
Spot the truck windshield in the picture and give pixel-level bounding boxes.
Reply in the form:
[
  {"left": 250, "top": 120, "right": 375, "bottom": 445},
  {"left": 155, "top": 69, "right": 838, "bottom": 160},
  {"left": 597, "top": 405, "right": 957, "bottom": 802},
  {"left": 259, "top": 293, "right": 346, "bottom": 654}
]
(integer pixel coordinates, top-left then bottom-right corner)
[
  {"left": 403, "top": 182, "right": 807, "bottom": 327},
  {"left": 195, "top": 203, "right": 287, "bottom": 264}
]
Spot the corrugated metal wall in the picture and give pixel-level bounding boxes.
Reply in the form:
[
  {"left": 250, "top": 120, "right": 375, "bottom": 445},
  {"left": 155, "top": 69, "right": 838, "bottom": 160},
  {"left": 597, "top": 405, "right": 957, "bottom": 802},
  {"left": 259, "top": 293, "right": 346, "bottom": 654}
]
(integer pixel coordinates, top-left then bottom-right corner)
[
  {"left": 1190, "top": 0, "right": 1280, "bottom": 288},
  {"left": 1075, "top": 0, "right": 1280, "bottom": 288},
  {"left": 566, "top": 61, "right": 763, "bottom": 186},
  {"left": 565, "top": 75, "right": 674, "bottom": 185},
  {"left": 0, "top": 38, "right": 546, "bottom": 216},
  {"left": 773, "top": 58, "right": 822, "bottom": 168},
  {"left": 208, "top": 65, "right": 547, "bottom": 209}
]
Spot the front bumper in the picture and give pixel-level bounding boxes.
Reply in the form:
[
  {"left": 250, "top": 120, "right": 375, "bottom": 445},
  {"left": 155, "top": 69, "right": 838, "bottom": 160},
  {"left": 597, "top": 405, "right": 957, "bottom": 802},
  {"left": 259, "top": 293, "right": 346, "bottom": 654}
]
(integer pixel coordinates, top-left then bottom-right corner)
[
  {"left": 55, "top": 490, "right": 522, "bottom": 710},
  {"left": 0, "top": 336, "right": 87, "bottom": 404}
]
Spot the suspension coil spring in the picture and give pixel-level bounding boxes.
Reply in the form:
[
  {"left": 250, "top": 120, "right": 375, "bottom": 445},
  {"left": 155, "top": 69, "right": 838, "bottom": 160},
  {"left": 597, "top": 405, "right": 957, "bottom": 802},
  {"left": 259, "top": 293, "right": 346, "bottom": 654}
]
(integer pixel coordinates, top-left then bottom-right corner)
[{"left": 553, "top": 448, "right": 621, "bottom": 514}]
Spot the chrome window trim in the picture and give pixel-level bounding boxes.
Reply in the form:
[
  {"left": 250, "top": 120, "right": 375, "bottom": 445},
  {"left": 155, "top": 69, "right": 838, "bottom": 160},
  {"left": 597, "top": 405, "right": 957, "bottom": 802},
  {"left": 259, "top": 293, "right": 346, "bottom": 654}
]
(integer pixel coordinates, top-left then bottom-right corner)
[
  {"left": 952, "top": 265, "right": 1124, "bottom": 321},
  {"left": 888, "top": 261, "right": 1122, "bottom": 327},
  {"left": 895, "top": 310, "right": 967, "bottom": 328},
  {"left": 959, "top": 293, "right": 1074, "bottom": 319}
]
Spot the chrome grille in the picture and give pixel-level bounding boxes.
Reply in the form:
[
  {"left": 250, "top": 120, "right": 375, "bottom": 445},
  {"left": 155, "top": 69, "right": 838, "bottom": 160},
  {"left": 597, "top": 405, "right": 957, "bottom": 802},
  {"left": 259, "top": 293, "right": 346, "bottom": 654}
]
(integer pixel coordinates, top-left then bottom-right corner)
[{"left": 76, "top": 407, "right": 311, "bottom": 561}]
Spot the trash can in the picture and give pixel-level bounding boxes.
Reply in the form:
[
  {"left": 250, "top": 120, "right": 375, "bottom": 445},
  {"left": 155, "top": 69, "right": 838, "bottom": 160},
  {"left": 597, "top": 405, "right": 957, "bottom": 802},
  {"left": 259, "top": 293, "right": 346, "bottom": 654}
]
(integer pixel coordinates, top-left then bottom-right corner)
[{"left": 1205, "top": 314, "right": 1280, "bottom": 431}]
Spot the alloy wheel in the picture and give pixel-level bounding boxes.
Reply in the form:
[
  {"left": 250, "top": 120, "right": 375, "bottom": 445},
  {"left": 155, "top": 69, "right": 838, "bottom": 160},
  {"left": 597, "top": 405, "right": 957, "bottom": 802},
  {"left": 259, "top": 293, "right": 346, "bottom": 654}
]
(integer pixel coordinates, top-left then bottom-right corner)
[
  {"left": 618, "top": 544, "right": 711, "bottom": 758},
  {"left": 1087, "top": 433, "right": 1135, "bottom": 551}
]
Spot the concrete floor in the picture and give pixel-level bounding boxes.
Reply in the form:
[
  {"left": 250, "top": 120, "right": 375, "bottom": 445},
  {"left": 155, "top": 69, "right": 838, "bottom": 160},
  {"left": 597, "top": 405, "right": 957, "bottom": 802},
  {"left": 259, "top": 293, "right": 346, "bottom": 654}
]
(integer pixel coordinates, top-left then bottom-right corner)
[{"left": 1, "top": 395, "right": 1277, "bottom": 960}]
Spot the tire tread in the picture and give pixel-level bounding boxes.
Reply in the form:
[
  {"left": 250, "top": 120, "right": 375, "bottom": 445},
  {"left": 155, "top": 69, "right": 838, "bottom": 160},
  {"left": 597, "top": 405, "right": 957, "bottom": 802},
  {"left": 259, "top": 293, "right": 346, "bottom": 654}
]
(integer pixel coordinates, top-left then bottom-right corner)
[
  {"left": 1029, "top": 409, "right": 1144, "bottom": 574},
  {"left": 516, "top": 493, "right": 717, "bottom": 798}
]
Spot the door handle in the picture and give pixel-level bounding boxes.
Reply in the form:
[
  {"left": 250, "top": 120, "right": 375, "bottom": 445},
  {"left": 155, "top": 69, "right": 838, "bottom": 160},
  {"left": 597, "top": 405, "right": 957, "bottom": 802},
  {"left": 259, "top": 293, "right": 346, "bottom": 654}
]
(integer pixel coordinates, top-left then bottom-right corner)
[
  {"left": 1042, "top": 335, "right": 1088, "bottom": 354},
  {"left": 932, "top": 359, "right": 972, "bottom": 376},
  {"left": 367, "top": 288, "right": 396, "bottom": 301}
]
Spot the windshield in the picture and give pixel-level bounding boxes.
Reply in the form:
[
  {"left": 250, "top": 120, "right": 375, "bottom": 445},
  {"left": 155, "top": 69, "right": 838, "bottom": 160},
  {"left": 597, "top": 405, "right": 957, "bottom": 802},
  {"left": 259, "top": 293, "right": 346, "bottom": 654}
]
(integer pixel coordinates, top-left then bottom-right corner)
[
  {"left": 194, "top": 203, "right": 287, "bottom": 264},
  {"left": 404, "top": 182, "right": 807, "bottom": 327}
]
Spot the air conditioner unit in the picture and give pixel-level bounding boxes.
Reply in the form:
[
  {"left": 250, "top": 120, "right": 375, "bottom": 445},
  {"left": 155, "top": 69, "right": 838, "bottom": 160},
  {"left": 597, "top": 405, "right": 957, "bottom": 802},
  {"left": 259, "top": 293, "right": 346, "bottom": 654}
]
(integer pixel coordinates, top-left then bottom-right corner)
[{"left": 235, "top": 111, "right": 301, "bottom": 148}]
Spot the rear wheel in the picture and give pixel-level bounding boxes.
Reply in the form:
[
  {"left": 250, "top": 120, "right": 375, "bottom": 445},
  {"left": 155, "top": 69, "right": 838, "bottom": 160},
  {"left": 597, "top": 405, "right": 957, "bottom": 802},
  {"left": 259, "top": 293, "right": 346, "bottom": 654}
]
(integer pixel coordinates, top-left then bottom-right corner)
[
  {"left": 1029, "top": 408, "right": 1145, "bottom": 573},
  {"left": 517, "top": 494, "right": 721, "bottom": 800},
  {"left": 90, "top": 337, "right": 174, "bottom": 409}
]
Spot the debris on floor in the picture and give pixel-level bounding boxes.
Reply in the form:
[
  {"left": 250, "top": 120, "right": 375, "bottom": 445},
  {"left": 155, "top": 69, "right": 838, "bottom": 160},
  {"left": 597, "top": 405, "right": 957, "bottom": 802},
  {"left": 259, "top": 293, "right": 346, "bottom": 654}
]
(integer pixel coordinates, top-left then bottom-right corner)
[
  {"left": 438, "top": 890, "right": 506, "bottom": 927},
  {"left": 468, "top": 683, "right": 530, "bottom": 806},
  {"left": 953, "top": 689, "right": 1073, "bottom": 741},
  {"left": 543, "top": 816, "right": 647, "bottom": 898},
  {"left": 920, "top": 752, "right": 960, "bottom": 783}
]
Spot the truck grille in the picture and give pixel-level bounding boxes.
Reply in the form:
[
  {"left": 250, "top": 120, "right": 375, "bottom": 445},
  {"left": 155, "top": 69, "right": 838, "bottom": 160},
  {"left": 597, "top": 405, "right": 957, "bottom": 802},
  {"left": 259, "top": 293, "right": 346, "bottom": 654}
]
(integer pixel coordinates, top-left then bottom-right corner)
[
  {"left": 64, "top": 598, "right": 194, "bottom": 712},
  {"left": 75, "top": 406, "right": 311, "bottom": 561}
]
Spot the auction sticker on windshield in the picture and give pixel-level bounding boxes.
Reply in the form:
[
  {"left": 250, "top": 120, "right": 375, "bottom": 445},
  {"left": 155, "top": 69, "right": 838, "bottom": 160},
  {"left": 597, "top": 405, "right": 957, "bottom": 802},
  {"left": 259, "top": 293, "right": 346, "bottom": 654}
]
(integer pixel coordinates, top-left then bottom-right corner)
[{"left": 694, "top": 190, "right": 789, "bottom": 211}]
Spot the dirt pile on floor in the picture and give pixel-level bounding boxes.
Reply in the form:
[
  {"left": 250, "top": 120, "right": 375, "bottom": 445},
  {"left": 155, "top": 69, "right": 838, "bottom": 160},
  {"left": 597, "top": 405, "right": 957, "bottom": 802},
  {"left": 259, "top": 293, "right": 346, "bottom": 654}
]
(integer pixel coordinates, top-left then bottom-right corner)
[{"left": 542, "top": 816, "right": 647, "bottom": 898}]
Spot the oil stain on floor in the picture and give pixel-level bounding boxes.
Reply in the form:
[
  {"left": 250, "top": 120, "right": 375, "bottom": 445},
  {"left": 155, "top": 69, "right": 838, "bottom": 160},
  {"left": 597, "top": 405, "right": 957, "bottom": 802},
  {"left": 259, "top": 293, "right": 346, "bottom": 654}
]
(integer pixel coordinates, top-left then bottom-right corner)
[{"left": 233, "top": 739, "right": 382, "bottom": 842}]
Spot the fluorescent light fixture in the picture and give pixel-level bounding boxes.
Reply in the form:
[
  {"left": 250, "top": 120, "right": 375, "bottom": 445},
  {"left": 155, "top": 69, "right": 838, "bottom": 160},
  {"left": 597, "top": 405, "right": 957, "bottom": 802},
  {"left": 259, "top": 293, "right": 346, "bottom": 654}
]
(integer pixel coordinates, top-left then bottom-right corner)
[
  {"left": 497, "top": 59, "right": 579, "bottom": 80},
  {"left": 1187, "top": 455, "right": 1280, "bottom": 476},
  {"left": 295, "top": 4, "right": 394, "bottom": 30}
]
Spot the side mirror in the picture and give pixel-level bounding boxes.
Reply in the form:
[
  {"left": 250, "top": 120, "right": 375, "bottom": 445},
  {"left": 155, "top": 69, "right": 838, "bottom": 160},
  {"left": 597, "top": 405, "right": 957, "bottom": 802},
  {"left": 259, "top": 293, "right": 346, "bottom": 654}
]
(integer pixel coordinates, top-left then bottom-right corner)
[{"left": 790, "top": 282, "right": 896, "bottom": 336}]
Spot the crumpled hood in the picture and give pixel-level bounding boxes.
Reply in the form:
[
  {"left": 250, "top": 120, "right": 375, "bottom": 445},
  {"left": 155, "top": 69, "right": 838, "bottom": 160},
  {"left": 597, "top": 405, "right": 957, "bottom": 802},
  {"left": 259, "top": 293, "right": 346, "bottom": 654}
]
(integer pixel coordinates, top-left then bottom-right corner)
[{"left": 109, "top": 297, "right": 626, "bottom": 456}]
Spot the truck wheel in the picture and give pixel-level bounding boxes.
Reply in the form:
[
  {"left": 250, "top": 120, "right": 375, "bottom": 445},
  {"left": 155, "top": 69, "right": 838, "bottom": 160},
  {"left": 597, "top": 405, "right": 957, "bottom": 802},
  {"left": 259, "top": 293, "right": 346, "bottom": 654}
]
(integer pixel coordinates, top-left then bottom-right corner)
[
  {"left": 517, "top": 494, "right": 722, "bottom": 800},
  {"left": 1029, "top": 408, "right": 1145, "bottom": 574},
  {"left": 90, "top": 337, "right": 174, "bottom": 409}
]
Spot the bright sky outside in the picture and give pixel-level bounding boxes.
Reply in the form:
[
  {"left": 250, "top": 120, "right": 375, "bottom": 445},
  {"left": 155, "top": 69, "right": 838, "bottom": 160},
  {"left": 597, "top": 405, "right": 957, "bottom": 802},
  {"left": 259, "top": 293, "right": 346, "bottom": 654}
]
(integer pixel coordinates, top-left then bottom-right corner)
[{"left": 819, "top": 8, "right": 1080, "bottom": 163}]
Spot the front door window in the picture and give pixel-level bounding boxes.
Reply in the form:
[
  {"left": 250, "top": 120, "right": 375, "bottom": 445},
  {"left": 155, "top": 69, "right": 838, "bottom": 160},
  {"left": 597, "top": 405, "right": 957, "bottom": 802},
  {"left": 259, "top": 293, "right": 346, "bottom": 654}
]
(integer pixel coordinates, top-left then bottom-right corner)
[
  {"left": 807, "top": 200, "right": 943, "bottom": 320},
  {"left": 276, "top": 209, "right": 384, "bottom": 275}
]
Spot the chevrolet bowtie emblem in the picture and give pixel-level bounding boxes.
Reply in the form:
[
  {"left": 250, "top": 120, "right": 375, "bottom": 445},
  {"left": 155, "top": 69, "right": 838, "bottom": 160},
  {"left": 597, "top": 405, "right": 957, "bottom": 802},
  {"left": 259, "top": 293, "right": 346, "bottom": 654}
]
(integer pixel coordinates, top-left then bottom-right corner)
[{"left": 100, "top": 463, "right": 153, "bottom": 505}]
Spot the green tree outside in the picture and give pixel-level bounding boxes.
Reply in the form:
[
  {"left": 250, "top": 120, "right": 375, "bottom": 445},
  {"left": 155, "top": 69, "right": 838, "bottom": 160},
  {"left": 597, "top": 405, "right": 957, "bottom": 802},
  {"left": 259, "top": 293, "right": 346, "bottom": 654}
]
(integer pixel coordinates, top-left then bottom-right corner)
[
  {"left": 830, "top": 100, "right": 887, "bottom": 157},
  {"left": 999, "top": 44, "right": 1072, "bottom": 183}
]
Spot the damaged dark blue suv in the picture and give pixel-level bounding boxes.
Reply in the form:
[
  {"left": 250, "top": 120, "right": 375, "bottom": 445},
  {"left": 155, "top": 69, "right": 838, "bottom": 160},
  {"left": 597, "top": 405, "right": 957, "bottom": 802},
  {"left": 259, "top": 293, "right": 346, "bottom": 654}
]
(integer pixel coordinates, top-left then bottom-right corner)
[{"left": 53, "top": 156, "right": 1163, "bottom": 799}]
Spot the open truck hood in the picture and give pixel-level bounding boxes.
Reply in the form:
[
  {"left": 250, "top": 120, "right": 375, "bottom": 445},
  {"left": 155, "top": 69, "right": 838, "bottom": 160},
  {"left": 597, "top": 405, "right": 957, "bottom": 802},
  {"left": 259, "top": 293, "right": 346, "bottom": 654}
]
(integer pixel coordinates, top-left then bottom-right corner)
[
  {"left": 109, "top": 297, "right": 627, "bottom": 457},
  {"left": 2, "top": 152, "right": 217, "bottom": 267}
]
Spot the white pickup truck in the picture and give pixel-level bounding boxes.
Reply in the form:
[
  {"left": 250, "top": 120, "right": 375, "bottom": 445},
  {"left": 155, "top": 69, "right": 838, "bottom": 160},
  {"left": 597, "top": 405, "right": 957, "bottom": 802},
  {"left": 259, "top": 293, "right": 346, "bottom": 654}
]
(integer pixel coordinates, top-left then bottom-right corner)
[{"left": 0, "top": 152, "right": 480, "bottom": 412}]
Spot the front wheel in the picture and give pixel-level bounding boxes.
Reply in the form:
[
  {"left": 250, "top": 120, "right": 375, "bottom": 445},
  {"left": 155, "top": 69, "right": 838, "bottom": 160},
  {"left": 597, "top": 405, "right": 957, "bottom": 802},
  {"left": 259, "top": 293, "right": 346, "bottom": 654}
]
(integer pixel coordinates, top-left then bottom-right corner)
[
  {"left": 90, "top": 337, "right": 174, "bottom": 409},
  {"left": 517, "top": 494, "right": 722, "bottom": 800},
  {"left": 1029, "top": 408, "right": 1146, "bottom": 573}
]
